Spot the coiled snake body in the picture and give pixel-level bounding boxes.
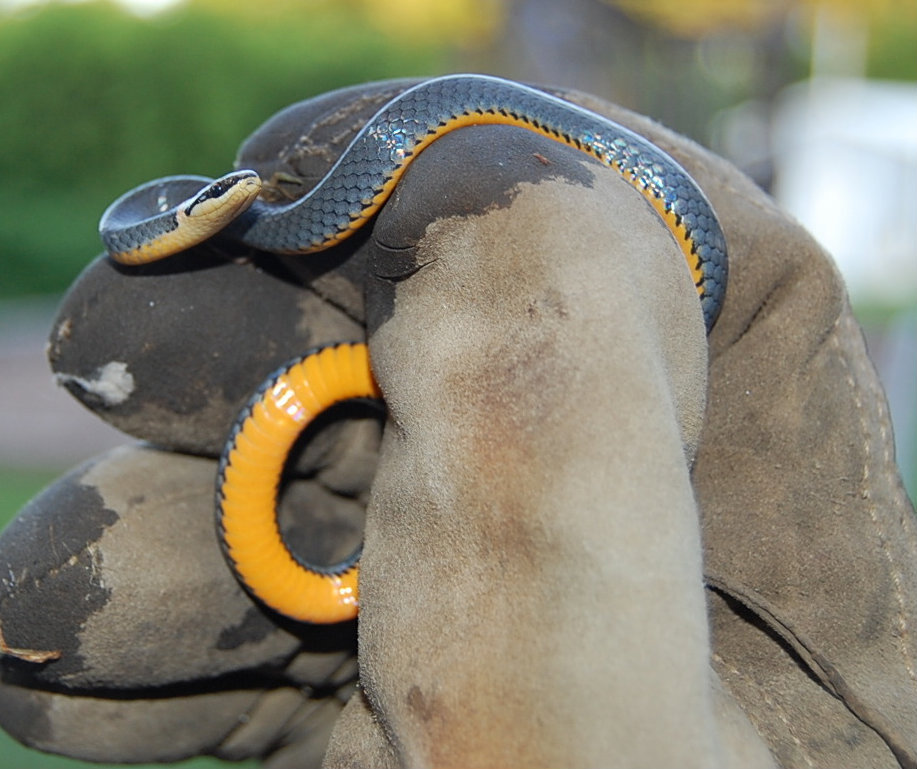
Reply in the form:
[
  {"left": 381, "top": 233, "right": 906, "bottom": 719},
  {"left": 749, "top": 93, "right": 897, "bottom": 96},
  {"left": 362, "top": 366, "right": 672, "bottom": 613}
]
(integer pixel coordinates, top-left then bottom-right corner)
[{"left": 99, "top": 74, "right": 728, "bottom": 622}]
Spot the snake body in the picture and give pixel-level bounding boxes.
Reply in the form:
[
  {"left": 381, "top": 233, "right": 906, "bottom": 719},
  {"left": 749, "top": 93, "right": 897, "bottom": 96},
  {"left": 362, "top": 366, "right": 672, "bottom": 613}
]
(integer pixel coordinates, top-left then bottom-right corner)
[
  {"left": 216, "top": 343, "right": 379, "bottom": 623},
  {"left": 99, "top": 74, "right": 729, "bottom": 623}
]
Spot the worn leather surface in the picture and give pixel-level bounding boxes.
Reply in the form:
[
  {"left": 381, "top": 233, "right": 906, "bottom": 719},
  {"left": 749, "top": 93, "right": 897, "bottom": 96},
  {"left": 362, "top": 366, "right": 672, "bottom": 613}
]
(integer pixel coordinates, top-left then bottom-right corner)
[{"left": 0, "top": 79, "right": 914, "bottom": 768}]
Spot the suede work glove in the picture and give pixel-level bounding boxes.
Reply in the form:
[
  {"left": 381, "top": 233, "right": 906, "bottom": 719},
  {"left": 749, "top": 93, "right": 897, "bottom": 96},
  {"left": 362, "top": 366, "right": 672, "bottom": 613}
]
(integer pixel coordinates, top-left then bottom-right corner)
[{"left": 1, "top": 79, "right": 914, "bottom": 769}]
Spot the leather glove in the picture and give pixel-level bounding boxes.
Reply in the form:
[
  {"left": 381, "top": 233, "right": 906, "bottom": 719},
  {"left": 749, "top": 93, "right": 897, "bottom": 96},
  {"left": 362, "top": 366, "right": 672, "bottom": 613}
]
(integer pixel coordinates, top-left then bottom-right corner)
[{"left": 1, "top": 79, "right": 914, "bottom": 769}]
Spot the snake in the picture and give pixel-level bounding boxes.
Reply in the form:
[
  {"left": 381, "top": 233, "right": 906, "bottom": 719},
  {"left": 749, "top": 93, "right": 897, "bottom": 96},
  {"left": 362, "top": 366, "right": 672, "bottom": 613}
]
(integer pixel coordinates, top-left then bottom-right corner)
[{"left": 98, "top": 74, "right": 728, "bottom": 623}]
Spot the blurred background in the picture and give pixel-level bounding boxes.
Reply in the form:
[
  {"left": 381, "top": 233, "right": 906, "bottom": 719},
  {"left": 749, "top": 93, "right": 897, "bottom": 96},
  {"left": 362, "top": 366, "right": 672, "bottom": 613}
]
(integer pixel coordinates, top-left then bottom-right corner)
[{"left": 0, "top": 0, "right": 914, "bottom": 766}]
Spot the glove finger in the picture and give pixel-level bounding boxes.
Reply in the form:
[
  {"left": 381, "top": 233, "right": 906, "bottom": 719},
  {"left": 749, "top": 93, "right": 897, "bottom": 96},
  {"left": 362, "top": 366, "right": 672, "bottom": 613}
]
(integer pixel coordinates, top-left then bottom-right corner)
[{"left": 0, "top": 443, "right": 358, "bottom": 692}]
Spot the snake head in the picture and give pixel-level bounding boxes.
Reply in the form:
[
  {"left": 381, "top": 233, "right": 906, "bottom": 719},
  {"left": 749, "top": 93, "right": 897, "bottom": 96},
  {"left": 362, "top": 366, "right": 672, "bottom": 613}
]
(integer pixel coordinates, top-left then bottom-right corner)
[
  {"left": 184, "top": 170, "right": 262, "bottom": 220},
  {"left": 101, "top": 170, "right": 264, "bottom": 264}
]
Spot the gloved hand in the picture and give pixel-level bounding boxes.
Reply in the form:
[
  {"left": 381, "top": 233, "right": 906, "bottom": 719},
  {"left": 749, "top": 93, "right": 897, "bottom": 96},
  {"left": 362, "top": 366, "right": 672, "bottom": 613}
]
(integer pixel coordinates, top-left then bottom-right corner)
[
  {"left": 0, "top": 79, "right": 914, "bottom": 769},
  {"left": 0, "top": 81, "right": 406, "bottom": 769}
]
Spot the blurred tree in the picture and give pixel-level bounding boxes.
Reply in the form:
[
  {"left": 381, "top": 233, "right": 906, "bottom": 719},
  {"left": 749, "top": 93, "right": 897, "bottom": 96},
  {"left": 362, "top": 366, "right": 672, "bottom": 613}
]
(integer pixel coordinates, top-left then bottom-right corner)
[
  {"left": 491, "top": 0, "right": 914, "bottom": 189},
  {"left": 0, "top": 0, "right": 500, "bottom": 298},
  {"left": 607, "top": 0, "right": 916, "bottom": 55},
  {"left": 488, "top": 0, "right": 809, "bottom": 161},
  {"left": 607, "top": 0, "right": 789, "bottom": 37}
]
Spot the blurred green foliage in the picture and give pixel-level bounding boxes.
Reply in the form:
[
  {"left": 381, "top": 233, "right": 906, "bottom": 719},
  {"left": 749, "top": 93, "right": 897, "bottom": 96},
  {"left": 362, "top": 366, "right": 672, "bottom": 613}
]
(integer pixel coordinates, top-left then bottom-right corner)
[
  {"left": 0, "top": 0, "right": 448, "bottom": 298},
  {"left": 0, "top": 467, "right": 59, "bottom": 527},
  {"left": 866, "top": 9, "right": 917, "bottom": 80},
  {"left": 1, "top": 0, "right": 914, "bottom": 301}
]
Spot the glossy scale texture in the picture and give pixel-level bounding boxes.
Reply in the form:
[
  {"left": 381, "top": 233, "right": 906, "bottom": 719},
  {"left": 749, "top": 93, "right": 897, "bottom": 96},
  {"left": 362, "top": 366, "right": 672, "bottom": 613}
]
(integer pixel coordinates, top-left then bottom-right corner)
[
  {"left": 100, "top": 74, "right": 727, "bottom": 330},
  {"left": 216, "top": 343, "right": 380, "bottom": 623}
]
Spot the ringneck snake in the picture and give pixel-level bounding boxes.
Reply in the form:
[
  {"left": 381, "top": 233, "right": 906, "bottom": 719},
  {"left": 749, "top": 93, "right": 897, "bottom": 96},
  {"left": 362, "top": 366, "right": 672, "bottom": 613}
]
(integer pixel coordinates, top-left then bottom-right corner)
[{"left": 99, "top": 74, "right": 728, "bottom": 622}]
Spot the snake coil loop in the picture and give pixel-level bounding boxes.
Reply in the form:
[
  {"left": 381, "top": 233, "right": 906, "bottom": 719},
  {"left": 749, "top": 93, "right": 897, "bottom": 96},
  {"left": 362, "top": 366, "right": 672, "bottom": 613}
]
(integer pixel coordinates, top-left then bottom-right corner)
[{"left": 216, "top": 343, "right": 381, "bottom": 623}]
